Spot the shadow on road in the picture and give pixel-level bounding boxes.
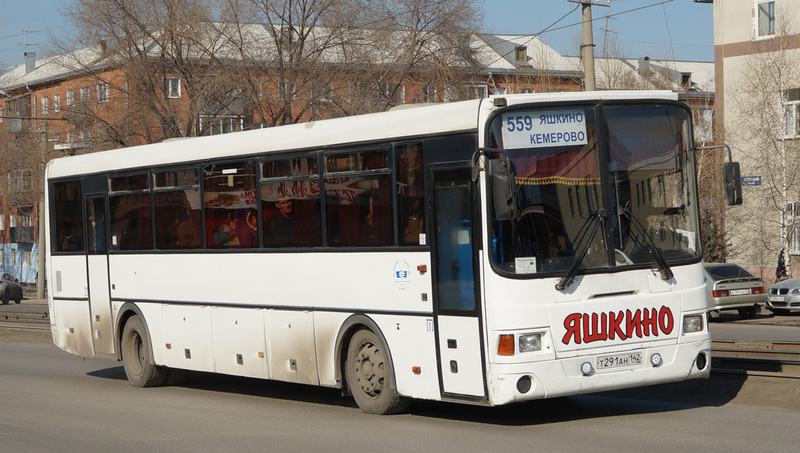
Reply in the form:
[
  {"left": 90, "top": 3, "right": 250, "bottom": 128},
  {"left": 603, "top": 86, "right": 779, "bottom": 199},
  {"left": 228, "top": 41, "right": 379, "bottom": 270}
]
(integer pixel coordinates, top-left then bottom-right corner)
[{"left": 85, "top": 364, "right": 754, "bottom": 424}]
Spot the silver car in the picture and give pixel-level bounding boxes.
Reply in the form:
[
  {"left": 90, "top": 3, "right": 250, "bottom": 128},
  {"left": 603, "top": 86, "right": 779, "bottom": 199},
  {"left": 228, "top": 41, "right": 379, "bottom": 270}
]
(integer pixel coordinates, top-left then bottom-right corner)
[
  {"left": 1, "top": 272, "right": 23, "bottom": 304},
  {"left": 766, "top": 277, "right": 800, "bottom": 315},
  {"left": 704, "top": 263, "right": 764, "bottom": 319}
]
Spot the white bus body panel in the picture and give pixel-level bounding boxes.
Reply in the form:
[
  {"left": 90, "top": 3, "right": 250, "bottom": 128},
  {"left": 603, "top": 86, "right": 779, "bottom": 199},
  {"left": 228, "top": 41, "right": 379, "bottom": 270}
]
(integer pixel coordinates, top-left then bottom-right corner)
[
  {"left": 266, "top": 310, "right": 318, "bottom": 385},
  {"left": 312, "top": 311, "right": 352, "bottom": 387},
  {"left": 87, "top": 255, "right": 114, "bottom": 356},
  {"left": 107, "top": 252, "right": 431, "bottom": 313},
  {"left": 211, "top": 307, "right": 269, "bottom": 379},
  {"left": 437, "top": 315, "right": 485, "bottom": 396},
  {"left": 49, "top": 255, "right": 89, "bottom": 298},
  {"left": 162, "top": 305, "right": 214, "bottom": 372},
  {"left": 371, "top": 314, "right": 440, "bottom": 400},
  {"left": 48, "top": 255, "right": 93, "bottom": 357},
  {"left": 51, "top": 299, "right": 94, "bottom": 357}
]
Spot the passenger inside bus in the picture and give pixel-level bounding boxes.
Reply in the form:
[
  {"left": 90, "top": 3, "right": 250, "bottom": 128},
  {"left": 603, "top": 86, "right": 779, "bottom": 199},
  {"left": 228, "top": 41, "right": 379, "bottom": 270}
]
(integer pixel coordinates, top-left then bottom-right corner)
[
  {"left": 176, "top": 209, "right": 201, "bottom": 248},
  {"left": 270, "top": 198, "right": 295, "bottom": 246}
]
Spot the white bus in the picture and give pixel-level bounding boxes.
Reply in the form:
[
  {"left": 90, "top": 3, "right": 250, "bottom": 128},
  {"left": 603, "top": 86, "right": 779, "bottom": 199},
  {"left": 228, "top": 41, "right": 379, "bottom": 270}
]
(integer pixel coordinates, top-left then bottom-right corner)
[{"left": 46, "top": 91, "right": 715, "bottom": 414}]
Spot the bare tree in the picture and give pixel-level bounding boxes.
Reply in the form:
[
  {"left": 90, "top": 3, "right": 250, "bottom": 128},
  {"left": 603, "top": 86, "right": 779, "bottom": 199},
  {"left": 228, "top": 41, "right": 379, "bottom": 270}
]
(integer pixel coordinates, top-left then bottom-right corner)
[
  {"left": 219, "top": 0, "right": 482, "bottom": 126},
  {"left": 725, "top": 6, "right": 800, "bottom": 280},
  {"left": 59, "top": 0, "right": 231, "bottom": 145}
]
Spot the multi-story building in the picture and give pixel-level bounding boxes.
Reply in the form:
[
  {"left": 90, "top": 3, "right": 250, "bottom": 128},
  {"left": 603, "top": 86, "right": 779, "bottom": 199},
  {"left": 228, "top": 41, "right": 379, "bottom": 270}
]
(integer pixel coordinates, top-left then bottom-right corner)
[{"left": 705, "top": 0, "right": 800, "bottom": 280}]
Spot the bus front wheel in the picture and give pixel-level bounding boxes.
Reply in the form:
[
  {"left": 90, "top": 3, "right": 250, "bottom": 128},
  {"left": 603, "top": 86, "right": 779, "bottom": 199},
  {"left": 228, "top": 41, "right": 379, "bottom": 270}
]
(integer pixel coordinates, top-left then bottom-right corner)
[
  {"left": 121, "top": 315, "right": 167, "bottom": 387},
  {"left": 345, "top": 329, "right": 409, "bottom": 415}
]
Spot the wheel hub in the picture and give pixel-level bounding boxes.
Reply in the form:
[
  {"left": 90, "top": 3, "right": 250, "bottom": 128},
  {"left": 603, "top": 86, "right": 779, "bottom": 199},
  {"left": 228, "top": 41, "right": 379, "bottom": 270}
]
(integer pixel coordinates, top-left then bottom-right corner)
[{"left": 356, "top": 341, "right": 384, "bottom": 397}]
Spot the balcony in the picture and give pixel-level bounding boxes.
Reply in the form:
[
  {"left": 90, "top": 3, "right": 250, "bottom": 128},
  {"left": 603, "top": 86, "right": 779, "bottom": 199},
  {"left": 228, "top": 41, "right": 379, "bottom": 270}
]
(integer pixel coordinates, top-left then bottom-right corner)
[{"left": 9, "top": 227, "right": 34, "bottom": 243}]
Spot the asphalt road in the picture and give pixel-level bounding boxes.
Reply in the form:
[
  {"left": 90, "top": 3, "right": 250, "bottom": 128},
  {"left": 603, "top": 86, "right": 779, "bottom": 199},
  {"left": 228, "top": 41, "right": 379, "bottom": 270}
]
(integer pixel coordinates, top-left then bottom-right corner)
[{"left": 1, "top": 336, "right": 800, "bottom": 452}]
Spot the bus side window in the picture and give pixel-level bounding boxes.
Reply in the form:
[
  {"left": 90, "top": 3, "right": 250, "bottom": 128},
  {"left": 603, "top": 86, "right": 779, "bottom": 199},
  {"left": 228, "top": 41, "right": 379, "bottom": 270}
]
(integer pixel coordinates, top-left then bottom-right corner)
[
  {"left": 261, "top": 157, "right": 321, "bottom": 248},
  {"left": 153, "top": 169, "right": 201, "bottom": 249},
  {"left": 397, "top": 143, "right": 424, "bottom": 246},
  {"left": 203, "top": 161, "right": 257, "bottom": 249},
  {"left": 53, "top": 181, "right": 84, "bottom": 252},
  {"left": 325, "top": 150, "right": 392, "bottom": 247},
  {"left": 109, "top": 193, "right": 153, "bottom": 250}
]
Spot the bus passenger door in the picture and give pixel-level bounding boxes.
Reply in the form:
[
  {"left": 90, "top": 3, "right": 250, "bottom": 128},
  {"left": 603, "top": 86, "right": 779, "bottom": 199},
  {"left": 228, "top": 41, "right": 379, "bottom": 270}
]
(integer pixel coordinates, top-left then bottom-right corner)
[
  {"left": 85, "top": 196, "right": 114, "bottom": 355},
  {"left": 431, "top": 166, "right": 486, "bottom": 399}
]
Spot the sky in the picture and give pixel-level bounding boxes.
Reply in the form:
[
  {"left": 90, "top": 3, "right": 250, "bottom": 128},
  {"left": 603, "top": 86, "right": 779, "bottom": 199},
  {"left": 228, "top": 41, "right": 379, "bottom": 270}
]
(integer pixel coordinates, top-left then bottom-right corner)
[{"left": 0, "top": 0, "right": 714, "bottom": 70}]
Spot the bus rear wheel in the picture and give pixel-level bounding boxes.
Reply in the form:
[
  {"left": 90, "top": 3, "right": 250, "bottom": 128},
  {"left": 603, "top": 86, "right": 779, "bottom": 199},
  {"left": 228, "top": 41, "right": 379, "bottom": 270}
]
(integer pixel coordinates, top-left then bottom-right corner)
[
  {"left": 121, "top": 315, "right": 166, "bottom": 387},
  {"left": 345, "top": 329, "right": 409, "bottom": 415}
]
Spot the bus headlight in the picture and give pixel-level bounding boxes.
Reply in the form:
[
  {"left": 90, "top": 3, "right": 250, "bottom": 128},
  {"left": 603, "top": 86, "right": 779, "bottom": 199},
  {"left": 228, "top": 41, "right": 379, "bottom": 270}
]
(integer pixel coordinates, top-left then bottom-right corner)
[
  {"left": 682, "top": 314, "right": 704, "bottom": 334},
  {"left": 518, "top": 333, "right": 542, "bottom": 353}
]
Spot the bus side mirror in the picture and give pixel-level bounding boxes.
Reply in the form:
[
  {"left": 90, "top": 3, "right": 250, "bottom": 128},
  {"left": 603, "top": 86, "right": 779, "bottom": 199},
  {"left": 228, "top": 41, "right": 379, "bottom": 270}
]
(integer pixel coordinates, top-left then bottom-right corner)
[
  {"left": 723, "top": 162, "right": 742, "bottom": 206},
  {"left": 489, "top": 159, "right": 516, "bottom": 221}
]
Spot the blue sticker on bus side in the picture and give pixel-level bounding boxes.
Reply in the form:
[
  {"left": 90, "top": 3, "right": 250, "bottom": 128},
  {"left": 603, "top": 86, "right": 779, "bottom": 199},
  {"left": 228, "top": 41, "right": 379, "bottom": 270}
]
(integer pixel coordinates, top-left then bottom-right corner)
[
  {"left": 394, "top": 259, "right": 411, "bottom": 290},
  {"left": 501, "top": 109, "right": 588, "bottom": 149}
]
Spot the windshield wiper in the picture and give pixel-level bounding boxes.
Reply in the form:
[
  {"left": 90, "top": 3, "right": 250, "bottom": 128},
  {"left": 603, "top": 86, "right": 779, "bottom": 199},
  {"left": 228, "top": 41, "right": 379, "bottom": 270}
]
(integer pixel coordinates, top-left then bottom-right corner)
[
  {"left": 555, "top": 209, "right": 607, "bottom": 291},
  {"left": 619, "top": 203, "right": 674, "bottom": 281}
]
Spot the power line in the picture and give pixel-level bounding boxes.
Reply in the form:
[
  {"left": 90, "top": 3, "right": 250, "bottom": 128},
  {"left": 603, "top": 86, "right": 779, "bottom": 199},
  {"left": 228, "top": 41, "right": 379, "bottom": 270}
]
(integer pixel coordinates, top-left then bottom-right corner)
[
  {"left": 474, "top": 0, "right": 675, "bottom": 77},
  {"left": 0, "top": 25, "right": 71, "bottom": 42}
]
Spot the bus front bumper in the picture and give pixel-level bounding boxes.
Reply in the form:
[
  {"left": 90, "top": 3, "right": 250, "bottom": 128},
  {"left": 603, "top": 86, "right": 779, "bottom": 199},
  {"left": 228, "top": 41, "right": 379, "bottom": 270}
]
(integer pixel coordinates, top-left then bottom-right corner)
[{"left": 487, "top": 339, "right": 711, "bottom": 406}]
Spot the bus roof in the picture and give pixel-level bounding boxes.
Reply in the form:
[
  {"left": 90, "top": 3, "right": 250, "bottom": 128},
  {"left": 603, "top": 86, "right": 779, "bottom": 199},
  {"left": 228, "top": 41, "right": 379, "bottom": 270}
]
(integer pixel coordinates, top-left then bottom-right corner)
[{"left": 46, "top": 90, "right": 680, "bottom": 179}]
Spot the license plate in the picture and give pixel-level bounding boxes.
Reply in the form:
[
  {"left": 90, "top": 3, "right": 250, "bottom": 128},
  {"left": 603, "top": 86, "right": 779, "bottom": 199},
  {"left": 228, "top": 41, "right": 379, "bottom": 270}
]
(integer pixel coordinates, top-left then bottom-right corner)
[
  {"left": 597, "top": 352, "right": 643, "bottom": 369},
  {"left": 769, "top": 295, "right": 785, "bottom": 302},
  {"left": 729, "top": 289, "right": 750, "bottom": 296}
]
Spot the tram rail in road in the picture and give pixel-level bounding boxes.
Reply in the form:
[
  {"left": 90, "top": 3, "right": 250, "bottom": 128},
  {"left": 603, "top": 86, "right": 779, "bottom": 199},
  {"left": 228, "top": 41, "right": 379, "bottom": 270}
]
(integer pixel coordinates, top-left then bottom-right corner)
[
  {"left": 1, "top": 307, "right": 799, "bottom": 377},
  {"left": 0, "top": 311, "right": 50, "bottom": 331},
  {"left": 711, "top": 340, "right": 800, "bottom": 378}
]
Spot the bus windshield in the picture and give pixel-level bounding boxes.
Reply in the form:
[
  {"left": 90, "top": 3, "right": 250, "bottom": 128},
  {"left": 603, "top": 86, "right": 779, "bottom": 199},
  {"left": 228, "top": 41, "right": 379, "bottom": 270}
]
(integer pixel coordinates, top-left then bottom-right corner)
[{"left": 489, "top": 102, "right": 700, "bottom": 278}]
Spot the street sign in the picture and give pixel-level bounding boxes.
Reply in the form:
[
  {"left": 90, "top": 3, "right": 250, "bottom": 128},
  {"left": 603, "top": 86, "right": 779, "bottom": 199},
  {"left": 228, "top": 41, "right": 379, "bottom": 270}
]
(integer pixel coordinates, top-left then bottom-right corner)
[{"left": 741, "top": 176, "right": 761, "bottom": 186}]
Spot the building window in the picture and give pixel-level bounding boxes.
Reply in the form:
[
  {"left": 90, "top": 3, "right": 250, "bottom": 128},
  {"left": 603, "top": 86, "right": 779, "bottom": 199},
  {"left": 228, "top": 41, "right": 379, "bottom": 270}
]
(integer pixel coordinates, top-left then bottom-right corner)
[
  {"left": 515, "top": 46, "right": 527, "bottom": 62},
  {"left": 166, "top": 77, "right": 181, "bottom": 99},
  {"left": 421, "top": 85, "right": 437, "bottom": 103},
  {"left": 80, "top": 86, "right": 91, "bottom": 102},
  {"left": 41, "top": 96, "right": 49, "bottom": 115},
  {"left": 19, "top": 207, "right": 32, "bottom": 227},
  {"left": 9, "top": 214, "right": 15, "bottom": 228},
  {"left": 9, "top": 170, "right": 33, "bottom": 193},
  {"left": 785, "top": 88, "right": 800, "bottom": 137},
  {"left": 23, "top": 250, "right": 32, "bottom": 267},
  {"left": 54, "top": 94, "right": 61, "bottom": 112},
  {"left": 0, "top": 106, "right": 3, "bottom": 123},
  {"left": 278, "top": 81, "right": 295, "bottom": 101},
  {"left": 198, "top": 116, "right": 244, "bottom": 135},
  {"left": 756, "top": 1, "right": 775, "bottom": 38},
  {"left": 9, "top": 251, "right": 15, "bottom": 266},
  {"left": 0, "top": 215, "right": 4, "bottom": 230},
  {"left": 96, "top": 83, "right": 109, "bottom": 103},
  {"left": 788, "top": 201, "right": 800, "bottom": 255},
  {"left": 66, "top": 90, "right": 73, "bottom": 106}
]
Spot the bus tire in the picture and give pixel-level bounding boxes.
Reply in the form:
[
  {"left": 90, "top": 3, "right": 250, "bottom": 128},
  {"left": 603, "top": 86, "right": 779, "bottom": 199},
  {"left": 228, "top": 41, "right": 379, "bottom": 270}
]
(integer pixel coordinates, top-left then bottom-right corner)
[
  {"left": 121, "top": 315, "right": 167, "bottom": 387},
  {"left": 345, "top": 329, "right": 409, "bottom": 415}
]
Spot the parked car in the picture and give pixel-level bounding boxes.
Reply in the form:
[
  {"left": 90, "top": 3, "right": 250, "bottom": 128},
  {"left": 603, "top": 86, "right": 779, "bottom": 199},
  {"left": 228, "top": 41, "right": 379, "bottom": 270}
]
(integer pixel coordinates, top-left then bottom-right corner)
[
  {"left": 766, "top": 277, "right": 800, "bottom": 315},
  {"left": 0, "top": 272, "right": 23, "bottom": 304},
  {"left": 703, "top": 263, "right": 764, "bottom": 319}
]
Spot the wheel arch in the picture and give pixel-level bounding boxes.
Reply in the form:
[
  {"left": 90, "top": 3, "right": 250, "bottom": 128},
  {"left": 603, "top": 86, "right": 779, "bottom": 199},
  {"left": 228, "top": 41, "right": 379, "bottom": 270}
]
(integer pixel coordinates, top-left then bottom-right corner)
[
  {"left": 114, "top": 302, "right": 154, "bottom": 363},
  {"left": 333, "top": 314, "right": 394, "bottom": 395}
]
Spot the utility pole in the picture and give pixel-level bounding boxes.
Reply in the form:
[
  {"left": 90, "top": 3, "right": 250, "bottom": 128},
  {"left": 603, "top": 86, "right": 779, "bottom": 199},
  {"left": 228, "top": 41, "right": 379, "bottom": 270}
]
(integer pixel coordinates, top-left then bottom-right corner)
[{"left": 568, "top": 1, "right": 611, "bottom": 91}]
